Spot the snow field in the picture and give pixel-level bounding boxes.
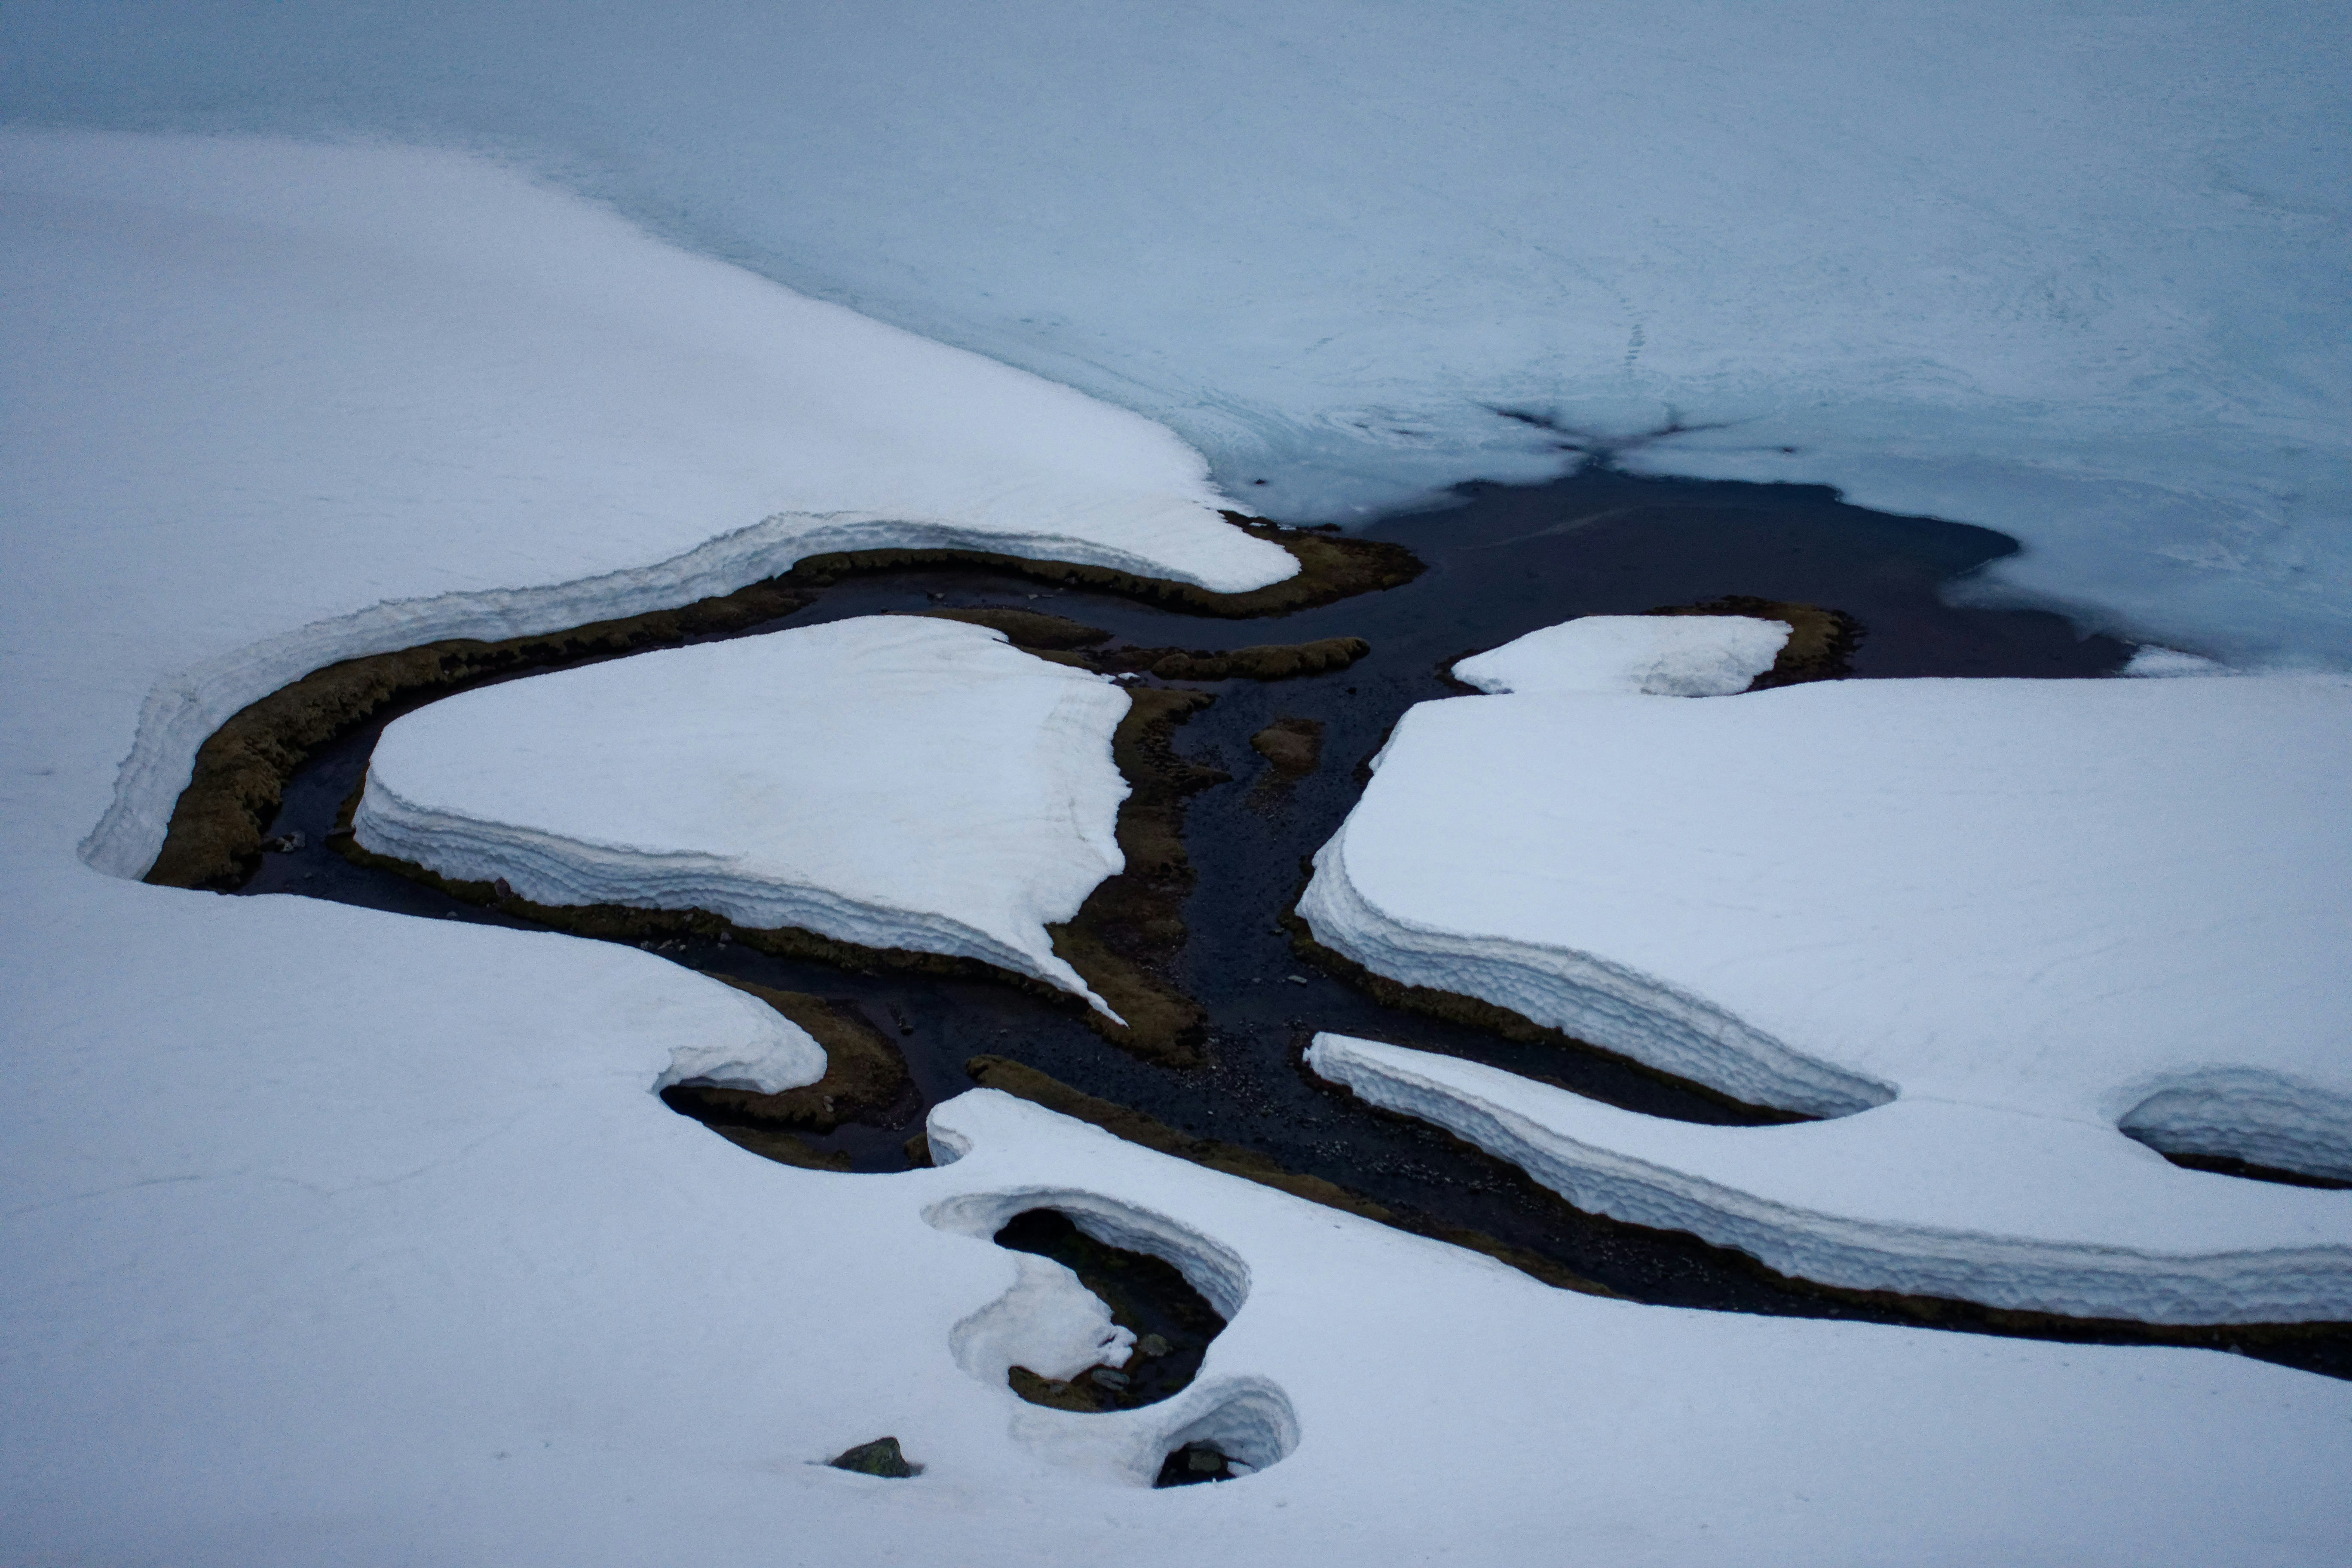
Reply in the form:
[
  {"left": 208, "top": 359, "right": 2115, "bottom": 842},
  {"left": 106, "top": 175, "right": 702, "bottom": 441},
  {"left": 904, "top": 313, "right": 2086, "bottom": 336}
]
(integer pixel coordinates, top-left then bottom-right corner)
[
  {"left": 1299, "top": 673, "right": 2352, "bottom": 1319},
  {"left": 6, "top": 125, "right": 2351, "bottom": 1565},
  {"left": 0, "top": 130, "right": 1292, "bottom": 882},
  {"left": 1452, "top": 615, "right": 1791, "bottom": 697},
  {"left": 356, "top": 617, "right": 1132, "bottom": 1010}
]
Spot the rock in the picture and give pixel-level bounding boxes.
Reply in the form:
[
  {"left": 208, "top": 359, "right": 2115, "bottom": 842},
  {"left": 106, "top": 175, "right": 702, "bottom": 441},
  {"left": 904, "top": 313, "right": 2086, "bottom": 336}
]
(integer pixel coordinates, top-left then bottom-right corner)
[
  {"left": 1088, "top": 1366, "right": 1130, "bottom": 1389},
  {"left": 1007, "top": 1365, "right": 1105, "bottom": 1412},
  {"left": 828, "top": 1436, "right": 922, "bottom": 1478},
  {"left": 1135, "top": 1333, "right": 1170, "bottom": 1358}
]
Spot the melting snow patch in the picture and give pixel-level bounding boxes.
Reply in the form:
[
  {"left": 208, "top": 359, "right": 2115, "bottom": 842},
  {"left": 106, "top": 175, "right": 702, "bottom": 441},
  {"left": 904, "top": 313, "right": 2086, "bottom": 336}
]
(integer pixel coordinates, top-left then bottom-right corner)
[
  {"left": 1454, "top": 615, "right": 1791, "bottom": 696},
  {"left": 358, "top": 618, "right": 1131, "bottom": 1011},
  {"left": 951, "top": 1253, "right": 1136, "bottom": 1384}
]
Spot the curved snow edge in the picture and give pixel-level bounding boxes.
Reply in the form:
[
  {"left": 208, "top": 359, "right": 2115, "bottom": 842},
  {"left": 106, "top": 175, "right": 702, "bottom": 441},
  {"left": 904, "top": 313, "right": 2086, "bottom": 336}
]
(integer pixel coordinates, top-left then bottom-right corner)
[
  {"left": 1308, "top": 1035, "right": 2352, "bottom": 1324},
  {"left": 352, "top": 775, "right": 1122, "bottom": 1019},
  {"left": 81, "top": 508, "right": 1296, "bottom": 881},
  {"left": 1296, "top": 827, "right": 1893, "bottom": 1118},
  {"left": 2119, "top": 1068, "right": 2352, "bottom": 1185}
]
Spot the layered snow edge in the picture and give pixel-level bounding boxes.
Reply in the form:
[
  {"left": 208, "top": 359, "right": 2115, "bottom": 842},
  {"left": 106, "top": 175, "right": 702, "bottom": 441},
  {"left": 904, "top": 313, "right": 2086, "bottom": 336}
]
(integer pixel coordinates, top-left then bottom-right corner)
[
  {"left": 1296, "top": 826, "right": 1893, "bottom": 1117},
  {"left": 350, "top": 774, "right": 1115, "bottom": 1009},
  {"left": 1308, "top": 1035, "right": 2352, "bottom": 1324}
]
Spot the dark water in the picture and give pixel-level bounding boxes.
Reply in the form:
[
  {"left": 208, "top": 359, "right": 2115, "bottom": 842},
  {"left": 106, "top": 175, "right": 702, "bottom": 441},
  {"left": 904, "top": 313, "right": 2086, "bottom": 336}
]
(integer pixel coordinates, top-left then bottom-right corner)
[{"left": 233, "top": 470, "right": 2349, "bottom": 1378}]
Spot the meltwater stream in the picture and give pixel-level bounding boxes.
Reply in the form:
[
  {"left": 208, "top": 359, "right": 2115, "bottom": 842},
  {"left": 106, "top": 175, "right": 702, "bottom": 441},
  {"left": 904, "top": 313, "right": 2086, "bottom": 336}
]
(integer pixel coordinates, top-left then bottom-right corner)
[{"left": 228, "top": 469, "right": 2348, "bottom": 1378}]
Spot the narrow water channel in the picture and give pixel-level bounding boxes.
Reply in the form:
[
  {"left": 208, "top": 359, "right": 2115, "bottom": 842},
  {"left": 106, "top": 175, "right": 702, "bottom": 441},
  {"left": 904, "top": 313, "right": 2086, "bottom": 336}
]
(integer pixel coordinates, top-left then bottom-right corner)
[{"left": 230, "top": 469, "right": 2351, "bottom": 1380}]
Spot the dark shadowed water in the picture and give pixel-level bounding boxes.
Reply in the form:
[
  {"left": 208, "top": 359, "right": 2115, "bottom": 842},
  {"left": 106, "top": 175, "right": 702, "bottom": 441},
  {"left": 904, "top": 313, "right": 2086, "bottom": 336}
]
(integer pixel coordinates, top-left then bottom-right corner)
[{"left": 233, "top": 470, "right": 2349, "bottom": 1379}]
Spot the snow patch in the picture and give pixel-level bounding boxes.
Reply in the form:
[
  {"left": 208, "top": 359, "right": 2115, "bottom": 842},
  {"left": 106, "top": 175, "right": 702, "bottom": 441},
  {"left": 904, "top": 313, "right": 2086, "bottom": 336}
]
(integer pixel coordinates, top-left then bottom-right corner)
[
  {"left": 355, "top": 619, "right": 1131, "bottom": 1011},
  {"left": 2122, "top": 646, "right": 2234, "bottom": 678},
  {"left": 1299, "top": 675, "right": 2352, "bottom": 1317},
  {"left": 1455, "top": 615, "right": 1791, "bottom": 697},
  {"left": 951, "top": 1253, "right": 1135, "bottom": 1385}
]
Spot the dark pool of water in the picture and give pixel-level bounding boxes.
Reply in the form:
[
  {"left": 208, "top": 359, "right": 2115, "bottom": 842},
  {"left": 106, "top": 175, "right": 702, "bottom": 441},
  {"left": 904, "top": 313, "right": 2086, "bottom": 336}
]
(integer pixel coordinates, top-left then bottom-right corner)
[
  {"left": 234, "top": 469, "right": 2349, "bottom": 1380},
  {"left": 992, "top": 1208, "right": 1227, "bottom": 1410}
]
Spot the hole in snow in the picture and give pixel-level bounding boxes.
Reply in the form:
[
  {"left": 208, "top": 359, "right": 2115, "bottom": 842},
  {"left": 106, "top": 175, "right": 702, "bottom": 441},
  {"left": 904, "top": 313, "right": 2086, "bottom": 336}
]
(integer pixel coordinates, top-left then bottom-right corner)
[
  {"left": 1149, "top": 1378, "right": 1300, "bottom": 1487},
  {"left": 2119, "top": 1070, "right": 2352, "bottom": 1189},
  {"left": 983, "top": 1210, "right": 1228, "bottom": 1412}
]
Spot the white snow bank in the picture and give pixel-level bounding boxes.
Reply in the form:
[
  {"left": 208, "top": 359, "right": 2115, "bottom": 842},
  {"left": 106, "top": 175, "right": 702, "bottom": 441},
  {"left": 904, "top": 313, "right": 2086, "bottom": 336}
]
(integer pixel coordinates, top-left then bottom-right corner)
[
  {"left": 11, "top": 3, "right": 2347, "bottom": 662},
  {"left": 1301, "top": 675, "right": 2352, "bottom": 1317},
  {"left": 357, "top": 617, "right": 1130, "bottom": 1009},
  {"left": 1311, "top": 1035, "right": 2352, "bottom": 1324},
  {"left": 0, "top": 129, "right": 1290, "bottom": 881},
  {"left": 1454, "top": 616, "right": 1790, "bottom": 697}
]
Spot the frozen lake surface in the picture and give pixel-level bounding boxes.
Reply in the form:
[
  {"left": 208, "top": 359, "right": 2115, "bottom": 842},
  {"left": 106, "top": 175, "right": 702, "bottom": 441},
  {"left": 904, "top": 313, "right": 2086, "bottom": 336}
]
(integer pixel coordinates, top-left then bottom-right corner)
[{"left": 9, "top": 0, "right": 2347, "bottom": 663}]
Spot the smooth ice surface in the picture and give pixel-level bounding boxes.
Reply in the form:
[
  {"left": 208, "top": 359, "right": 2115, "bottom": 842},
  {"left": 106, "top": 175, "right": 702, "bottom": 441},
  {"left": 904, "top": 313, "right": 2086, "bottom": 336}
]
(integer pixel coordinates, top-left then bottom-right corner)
[
  {"left": 8, "top": 129, "right": 2352, "bottom": 1566},
  {"left": 358, "top": 618, "right": 1131, "bottom": 1008},
  {"left": 1454, "top": 615, "right": 1790, "bottom": 697},
  {"left": 7, "top": 2, "right": 2348, "bottom": 662},
  {"left": 1301, "top": 676, "right": 2352, "bottom": 1318},
  {"left": 0, "top": 130, "right": 1291, "bottom": 881}
]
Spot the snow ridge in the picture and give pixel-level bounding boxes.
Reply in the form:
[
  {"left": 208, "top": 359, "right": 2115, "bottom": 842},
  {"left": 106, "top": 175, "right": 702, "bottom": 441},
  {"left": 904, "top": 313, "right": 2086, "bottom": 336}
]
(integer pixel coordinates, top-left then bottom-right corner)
[
  {"left": 1309, "top": 1035, "right": 2352, "bottom": 1324},
  {"left": 1298, "top": 826, "right": 1893, "bottom": 1118}
]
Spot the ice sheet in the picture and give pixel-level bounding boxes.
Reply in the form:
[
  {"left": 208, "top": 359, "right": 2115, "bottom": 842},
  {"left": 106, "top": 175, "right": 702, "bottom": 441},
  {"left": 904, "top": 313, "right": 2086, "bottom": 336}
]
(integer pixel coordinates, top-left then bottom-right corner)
[{"left": 8, "top": 1, "right": 2346, "bottom": 662}]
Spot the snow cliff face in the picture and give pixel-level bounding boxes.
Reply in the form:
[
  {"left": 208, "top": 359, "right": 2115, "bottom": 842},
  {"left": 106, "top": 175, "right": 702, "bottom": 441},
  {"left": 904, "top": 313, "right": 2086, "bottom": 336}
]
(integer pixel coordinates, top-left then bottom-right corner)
[{"left": 9, "top": 1, "right": 2348, "bottom": 663}]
